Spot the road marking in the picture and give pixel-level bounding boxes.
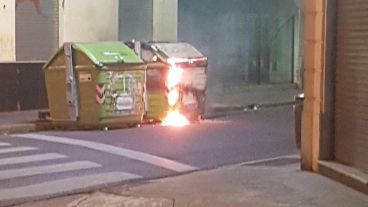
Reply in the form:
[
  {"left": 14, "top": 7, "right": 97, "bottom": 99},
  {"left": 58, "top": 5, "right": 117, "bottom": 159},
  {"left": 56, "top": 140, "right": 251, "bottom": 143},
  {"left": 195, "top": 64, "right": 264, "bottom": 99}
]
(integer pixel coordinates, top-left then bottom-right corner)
[
  {"left": 0, "top": 142, "right": 11, "bottom": 147},
  {"left": 0, "top": 153, "right": 68, "bottom": 167},
  {"left": 13, "top": 133, "right": 198, "bottom": 172},
  {"left": 240, "top": 154, "right": 300, "bottom": 166},
  {"left": 0, "top": 161, "right": 101, "bottom": 180},
  {"left": 0, "top": 172, "right": 141, "bottom": 202},
  {"left": 0, "top": 147, "right": 38, "bottom": 154}
]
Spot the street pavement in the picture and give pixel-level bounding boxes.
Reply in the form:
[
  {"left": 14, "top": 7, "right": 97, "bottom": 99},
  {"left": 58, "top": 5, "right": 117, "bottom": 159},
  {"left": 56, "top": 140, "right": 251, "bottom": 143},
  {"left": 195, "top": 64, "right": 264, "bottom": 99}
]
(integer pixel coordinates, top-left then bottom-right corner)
[
  {"left": 0, "top": 106, "right": 299, "bottom": 206},
  {"left": 0, "top": 106, "right": 367, "bottom": 206},
  {"left": 13, "top": 157, "right": 368, "bottom": 207}
]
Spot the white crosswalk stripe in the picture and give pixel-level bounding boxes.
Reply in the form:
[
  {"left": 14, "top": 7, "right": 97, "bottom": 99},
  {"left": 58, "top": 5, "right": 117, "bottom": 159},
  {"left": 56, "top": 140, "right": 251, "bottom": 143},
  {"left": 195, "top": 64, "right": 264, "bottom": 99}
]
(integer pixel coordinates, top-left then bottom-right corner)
[
  {"left": 0, "top": 140, "right": 151, "bottom": 204},
  {"left": 0, "top": 161, "right": 101, "bottom": 180},
  {"left": 0, "top": 142, "right": 11, "bottom": 147},
  {"left": 0, "top": 147, "right": 38, "bottom": 154},
  {"left": 0, "top": 172, "right": 141, "bottom": 202},
  {"left": 0, "top": 143, "right": 143, "bottom": 204},
  {"left": 13, "top": 133, "right": 199, "bottom": 172},
  {"left": 0, "top": 153, "right": 68, "bottom": 166}
]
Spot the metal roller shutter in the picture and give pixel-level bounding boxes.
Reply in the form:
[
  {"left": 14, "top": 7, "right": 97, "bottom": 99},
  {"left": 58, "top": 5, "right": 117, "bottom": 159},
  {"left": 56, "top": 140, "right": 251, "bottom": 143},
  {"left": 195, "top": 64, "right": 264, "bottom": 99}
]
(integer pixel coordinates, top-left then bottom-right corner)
[
  {"left": 335, "top": 0, "right": 368, "bottom": 172},
  {"left": 15, "top": 0, "right": 59, "bottom": 61}
]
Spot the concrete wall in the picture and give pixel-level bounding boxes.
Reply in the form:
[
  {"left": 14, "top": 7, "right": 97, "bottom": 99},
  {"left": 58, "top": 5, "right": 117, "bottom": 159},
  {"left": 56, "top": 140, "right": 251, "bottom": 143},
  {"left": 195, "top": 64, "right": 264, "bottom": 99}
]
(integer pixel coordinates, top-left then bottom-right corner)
[
  {"left": 119, "top": 0, "right": 153, "bottom": 41},
  {"left": 178, "top": 0, "right": 300, "bottom": 107},
  {"left": 178, "top": 0, "right": 299, "bottom": 85},
  {"left": 59, "top": 0, "right": 119, "bottom": 44},
  {"left": 153, "top": 0, "right": 178, "bottom": 41},
  {"left": 0, "top": 0, "right": 15, "bottom": 61},
  {"left": 16, "top": 0, "right": 58, "bottom": 61},
  {"left": 118, "top": 0, "right": 178, "bottom": 42}
]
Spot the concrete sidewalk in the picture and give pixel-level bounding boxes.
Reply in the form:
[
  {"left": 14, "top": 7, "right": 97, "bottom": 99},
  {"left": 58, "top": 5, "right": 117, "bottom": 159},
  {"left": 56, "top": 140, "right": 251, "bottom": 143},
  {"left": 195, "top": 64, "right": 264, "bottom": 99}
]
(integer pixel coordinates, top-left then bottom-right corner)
[
  {"left": 15, "top": 156, "right": 368, "bottom": 207},
  {"left": 205, "top": 83, "right": 300, "bottom": 119},
  {"left": 0, "top": 110, "right": 52, "bottom": 135}
]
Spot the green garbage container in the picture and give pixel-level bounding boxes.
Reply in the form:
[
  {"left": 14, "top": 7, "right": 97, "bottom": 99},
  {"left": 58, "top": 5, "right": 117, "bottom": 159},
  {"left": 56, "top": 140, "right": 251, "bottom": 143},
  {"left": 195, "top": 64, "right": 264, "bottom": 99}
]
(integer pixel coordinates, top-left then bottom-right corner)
[{"left": 44, "top": 42, "right": 146, "bottom": 128}]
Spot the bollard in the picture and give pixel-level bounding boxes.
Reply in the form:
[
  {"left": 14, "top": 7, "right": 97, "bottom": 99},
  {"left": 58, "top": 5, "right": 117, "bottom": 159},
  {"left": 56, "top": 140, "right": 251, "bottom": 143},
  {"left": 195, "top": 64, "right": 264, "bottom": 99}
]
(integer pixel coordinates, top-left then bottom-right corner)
[{"left": 294, "top": 93, "right": 304, "bottom": 149}]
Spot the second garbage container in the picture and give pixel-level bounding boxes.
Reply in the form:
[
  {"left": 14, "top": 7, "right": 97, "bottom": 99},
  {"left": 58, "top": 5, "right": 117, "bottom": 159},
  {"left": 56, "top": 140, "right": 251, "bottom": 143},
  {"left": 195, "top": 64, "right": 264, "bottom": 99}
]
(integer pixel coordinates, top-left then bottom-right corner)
[
  {"left": 44, "top": 42, "right": 146, "bottom": 128},
  {"left": 128, "top": 41, "right": 208, "bottom": 122}
]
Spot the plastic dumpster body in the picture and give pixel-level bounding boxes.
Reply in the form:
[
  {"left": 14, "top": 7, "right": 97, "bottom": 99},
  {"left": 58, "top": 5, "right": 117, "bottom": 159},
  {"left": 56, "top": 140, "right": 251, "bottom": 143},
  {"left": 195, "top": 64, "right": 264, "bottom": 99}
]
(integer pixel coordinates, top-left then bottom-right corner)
[
  {"left": 145, "top": 62, "right": 170, "bottom": 121},
  {"left": 44, "top": 42, "right": 146, "bottom": 128}
]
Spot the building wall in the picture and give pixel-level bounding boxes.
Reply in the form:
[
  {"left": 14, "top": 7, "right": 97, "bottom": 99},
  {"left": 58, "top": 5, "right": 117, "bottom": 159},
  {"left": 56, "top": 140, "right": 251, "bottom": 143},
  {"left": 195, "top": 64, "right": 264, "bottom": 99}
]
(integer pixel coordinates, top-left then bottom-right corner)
[
  {"left": 334, "top": 0, "right": 368, "bottom": 173},
  {"left": 15, "top": 0, "right": 118, "bottom": 61},
  {"left": 301, "top": 0, "right": 368, "bottom": 194},
  {"left": 59, "top": 0, "right": 119, "bottom": 44},
  {"left": 153, "top": 0, "right": 178, "bottom": 41},
  {"left": 118, "top": 0, "right": 178, "bottom": 42},
  {"left": 119, "top": 0, "right": 153, "bottom": 41},
  {"left": 178, "top": 0, "right": 300, "bottom": 107},
  {"left": 0, "top": 0, "right": 16, "bottom": 62},
  {"left": 179, "top": 0, "right": 300, "bottom": 85},
  {"left": 15, "top": 0, "right": 58, "bottom": 61}
]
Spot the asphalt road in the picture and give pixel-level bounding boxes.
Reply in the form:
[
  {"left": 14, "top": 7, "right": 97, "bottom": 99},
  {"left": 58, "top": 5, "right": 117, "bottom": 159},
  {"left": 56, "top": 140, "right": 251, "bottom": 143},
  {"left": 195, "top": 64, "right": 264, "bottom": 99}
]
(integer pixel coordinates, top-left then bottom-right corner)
[{"left": 0, "top": 106, "right": 298, "bottom": 205}]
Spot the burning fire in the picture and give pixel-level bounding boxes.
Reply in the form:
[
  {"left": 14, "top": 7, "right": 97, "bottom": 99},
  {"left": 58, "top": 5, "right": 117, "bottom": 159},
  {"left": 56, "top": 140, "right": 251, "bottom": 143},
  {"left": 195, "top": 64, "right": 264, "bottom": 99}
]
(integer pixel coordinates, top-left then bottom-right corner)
[
  {"left": 167, "top": 88, "right": 180, "bottom": 107},
  {"left": 167, "top": 65, "right": 184, "bottom": 89},
  {"left": 162, "top": 110, "right": 189, "bottom": 127},
  {"left": 161, "top": 62, "right": 189, "bottom": 127}
]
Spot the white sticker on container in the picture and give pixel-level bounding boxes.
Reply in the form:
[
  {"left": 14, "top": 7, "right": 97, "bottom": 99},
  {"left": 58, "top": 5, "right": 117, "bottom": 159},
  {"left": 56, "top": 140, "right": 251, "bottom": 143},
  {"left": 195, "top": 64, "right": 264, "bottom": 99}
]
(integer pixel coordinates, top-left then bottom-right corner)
[
  {"left": 116, "top": 94, "right": 134, "bottom": 110},
  {"left": 79, "top": 73, "right": 92, "bottom": 82}
]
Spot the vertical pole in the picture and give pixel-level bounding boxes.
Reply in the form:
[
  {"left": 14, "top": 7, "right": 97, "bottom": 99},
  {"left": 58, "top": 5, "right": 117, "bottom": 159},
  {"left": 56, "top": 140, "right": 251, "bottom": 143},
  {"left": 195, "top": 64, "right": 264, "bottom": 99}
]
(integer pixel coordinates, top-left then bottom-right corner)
[{"left": 301, "top": 0, "right": 326, "bottom": 171}]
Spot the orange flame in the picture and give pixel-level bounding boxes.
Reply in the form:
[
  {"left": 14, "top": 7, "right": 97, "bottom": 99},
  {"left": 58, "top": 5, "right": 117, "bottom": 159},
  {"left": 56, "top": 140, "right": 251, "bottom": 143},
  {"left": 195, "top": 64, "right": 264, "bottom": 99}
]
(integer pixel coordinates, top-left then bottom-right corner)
[
  {"left": 163, "top": 61, "right": 189, "bottom": 127},
  {"left": 167, "top": 66, "right": 184, "bottom": 89},
  {"left": 167, "top": 88, "right": 180, "bottom": 107},
  {"left": 162, "top": 110, "right": 189, "bottom": 127}
]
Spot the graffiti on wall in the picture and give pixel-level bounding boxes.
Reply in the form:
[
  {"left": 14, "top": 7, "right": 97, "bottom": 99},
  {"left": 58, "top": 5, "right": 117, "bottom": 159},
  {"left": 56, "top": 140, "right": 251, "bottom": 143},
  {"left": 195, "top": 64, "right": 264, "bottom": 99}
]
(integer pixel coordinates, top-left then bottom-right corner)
[{"left": 16, "top": 0, "right": 42, "bottom": 15}]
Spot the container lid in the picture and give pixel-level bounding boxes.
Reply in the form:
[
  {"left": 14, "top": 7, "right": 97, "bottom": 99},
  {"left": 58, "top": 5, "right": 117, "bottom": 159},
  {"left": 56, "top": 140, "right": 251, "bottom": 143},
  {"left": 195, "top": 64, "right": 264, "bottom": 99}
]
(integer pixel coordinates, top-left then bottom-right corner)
[
  {"left": 44, "top": 42, "right": 143, "bottom": 69},
  {"left": 152, "top": 43, "right": 204, "bottom": 59},
  {"left": 74, "top": 42, "right": 143, "bottom": 66}
]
